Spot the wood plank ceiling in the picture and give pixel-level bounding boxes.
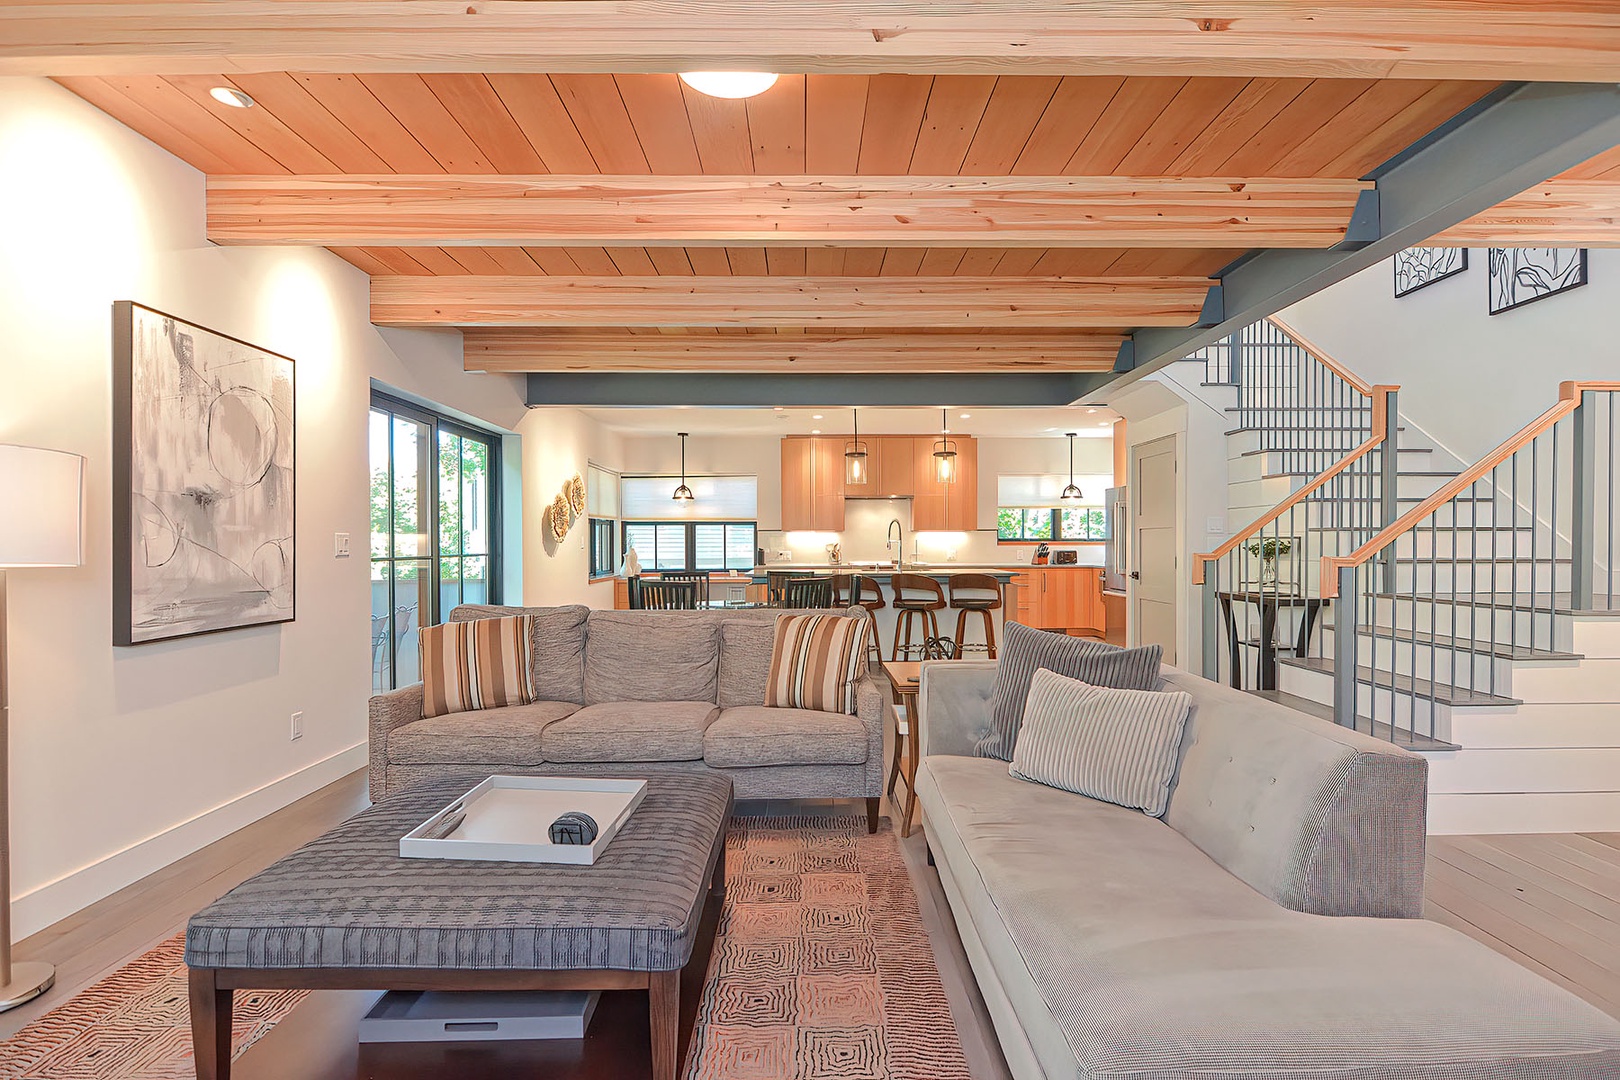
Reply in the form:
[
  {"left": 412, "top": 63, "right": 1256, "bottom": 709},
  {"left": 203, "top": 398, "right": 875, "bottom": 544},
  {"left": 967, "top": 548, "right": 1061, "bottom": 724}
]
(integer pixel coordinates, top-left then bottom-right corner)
[{"left": 59, "top": 72, "right": 1501, "bottom": 372}]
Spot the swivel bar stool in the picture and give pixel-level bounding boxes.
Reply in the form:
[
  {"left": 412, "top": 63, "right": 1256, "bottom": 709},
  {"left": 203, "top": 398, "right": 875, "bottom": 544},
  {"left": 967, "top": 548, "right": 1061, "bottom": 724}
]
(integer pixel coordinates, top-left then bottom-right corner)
[
  {"left": 948, "top": 573, "right": 1003, "bottom": 659},
  {"left": 832, "top": 573, "right": 888, "bottom": 662},
  {"left": 890, "top": 574, "right": 947, "bottom": 660}
]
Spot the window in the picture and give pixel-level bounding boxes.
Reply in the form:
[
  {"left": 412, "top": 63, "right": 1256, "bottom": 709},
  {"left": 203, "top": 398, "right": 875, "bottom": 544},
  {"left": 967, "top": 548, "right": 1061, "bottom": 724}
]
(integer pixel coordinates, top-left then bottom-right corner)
[
  {"left": 623, "top": 521, "right": 757, "bottom": 572},
  {"left": 996, "top": 507, "right": 1109, "bottom": 542},
  {"left": 369, "top": 392, "right": 502, "bottom": 692},
  {"left": 587, "top": 462, "right": 619, "bottom": 578}
]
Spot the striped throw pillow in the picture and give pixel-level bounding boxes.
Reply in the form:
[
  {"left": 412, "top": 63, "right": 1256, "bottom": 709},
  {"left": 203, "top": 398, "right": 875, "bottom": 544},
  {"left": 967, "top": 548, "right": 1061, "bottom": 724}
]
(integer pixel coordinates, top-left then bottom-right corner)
[
  {"left": 419, "top": 615, "right": 538, "bottom": 719},
  {"left": 1010, "top": 668, "right": 1193, "bottom": 817},
  {"left": 975, "top": 621, "right": 1162, "bottom": 761},
  {"left": 764, "top": 613, "right": 872, "bottom": 715}
]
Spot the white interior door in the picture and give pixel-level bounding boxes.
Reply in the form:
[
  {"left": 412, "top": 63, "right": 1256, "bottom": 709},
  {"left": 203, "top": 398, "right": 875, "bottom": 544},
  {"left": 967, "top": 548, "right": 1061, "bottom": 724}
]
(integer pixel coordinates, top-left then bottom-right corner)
[{"left": 1133, "top": 435, "right": 1178, "bottom": 665}]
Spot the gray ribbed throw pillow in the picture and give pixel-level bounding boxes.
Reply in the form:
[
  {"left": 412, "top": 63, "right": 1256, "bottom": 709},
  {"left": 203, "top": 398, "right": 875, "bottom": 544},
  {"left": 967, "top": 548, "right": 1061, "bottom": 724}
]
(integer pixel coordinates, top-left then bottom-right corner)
[
  {"left": 1010, "top": 668, "right": 1193, "bottom": 817},
  {"left": 974, "top": 621, "right": 1162, "bottom": 761}
]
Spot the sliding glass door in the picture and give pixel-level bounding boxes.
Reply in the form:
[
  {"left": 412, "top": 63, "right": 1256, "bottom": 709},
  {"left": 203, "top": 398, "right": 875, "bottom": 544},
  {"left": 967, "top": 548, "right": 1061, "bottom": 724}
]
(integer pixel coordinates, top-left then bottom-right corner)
[{"left": 369, "top": 392, "right": 501, "bottom": 692}]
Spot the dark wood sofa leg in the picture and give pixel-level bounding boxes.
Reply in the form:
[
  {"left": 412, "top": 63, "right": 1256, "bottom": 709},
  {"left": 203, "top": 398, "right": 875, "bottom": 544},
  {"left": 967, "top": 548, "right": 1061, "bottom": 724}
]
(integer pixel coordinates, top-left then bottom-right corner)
[
  {"left": 865, "top": 796, "right": 880, "bottom": 834},
  {"left": 189, "top": 967, "right": 232, "bottom": 1080}
]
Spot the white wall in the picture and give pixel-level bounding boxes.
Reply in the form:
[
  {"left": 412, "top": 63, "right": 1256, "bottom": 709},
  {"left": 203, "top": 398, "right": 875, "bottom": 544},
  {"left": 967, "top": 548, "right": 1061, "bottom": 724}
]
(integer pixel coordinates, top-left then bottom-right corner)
[
  {"left": 1281, "top": 248, "right": 1620, "bottom": 464},
  {"left": 519, "top": 408, "right": 623, "bottom": 608},
  {"left": 0, "top": 76, "right": 529, "bottom": 937}
]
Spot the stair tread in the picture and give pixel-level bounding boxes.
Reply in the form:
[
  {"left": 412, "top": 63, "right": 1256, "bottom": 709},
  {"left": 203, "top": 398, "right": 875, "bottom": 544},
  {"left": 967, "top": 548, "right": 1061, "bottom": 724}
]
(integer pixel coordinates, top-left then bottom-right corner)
[
  {"left": 1227, "top": 426, "right": 1407, "bottom": 436},
  {"left": 1371, "top": 590, "right": 1599, "bottom": 614},
  {"left": 1225, "top": 405, "right": 1374, "bottom": 413},
  {"left": 1320, "top": 622, "right": 1581, "bottom": 661},
  {"left": 1248, "top": 690, "right": 1460, "bottom": 751},
  {"left": 1391, "top": 555, "right": 1571, "bottom": 564},
  {"left": 1278, "top": 656, "right": 1522, "bottom": 706},
  {"left": 1239, "top": 446, "right": 1431, "bottom": 458},
  {"left": 1262, "top": 469, "right": 1457, "bottom": 479}
]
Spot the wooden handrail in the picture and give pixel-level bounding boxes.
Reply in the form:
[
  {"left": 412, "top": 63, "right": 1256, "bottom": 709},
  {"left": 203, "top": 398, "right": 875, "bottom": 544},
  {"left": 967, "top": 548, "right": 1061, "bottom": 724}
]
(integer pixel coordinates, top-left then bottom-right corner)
[
  {"left": 1265, "top": 315, "right": 1376, "bottom": 397},
  {"left": 1192, "top": 385, "right": 1396, "bottom": 586},
  {"left": 1319, "top": 380, "right": 1620, "bottom": 598}
]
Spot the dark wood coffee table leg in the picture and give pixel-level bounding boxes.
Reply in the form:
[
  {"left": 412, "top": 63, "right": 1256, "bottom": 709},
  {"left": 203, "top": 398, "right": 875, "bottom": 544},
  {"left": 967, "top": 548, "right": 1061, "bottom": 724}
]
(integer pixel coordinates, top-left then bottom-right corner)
[
  {"left": 649, "top": 968, "right": 680, "bottom": 1080},
  {"left": 188, "top": 968, "right": 232, "bottom": 1080}
]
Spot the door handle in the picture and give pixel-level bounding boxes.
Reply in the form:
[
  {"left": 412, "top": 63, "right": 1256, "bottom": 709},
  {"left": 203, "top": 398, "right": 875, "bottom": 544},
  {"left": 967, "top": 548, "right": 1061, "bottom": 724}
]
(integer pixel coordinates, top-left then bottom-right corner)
[{"left": 1129, "top": 571, "right": 1141, "bottom": 580}]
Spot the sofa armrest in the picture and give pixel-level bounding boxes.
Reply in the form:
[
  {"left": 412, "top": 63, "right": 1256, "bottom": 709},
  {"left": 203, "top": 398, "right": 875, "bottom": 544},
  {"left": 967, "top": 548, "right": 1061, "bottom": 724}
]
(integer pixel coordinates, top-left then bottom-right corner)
[
  {"left": 855, "top": 675, "right": 886, "bottom": 796},
  {"left": 919, "top": 661, "right": 997, "bottom": 758},
  {"left": 368, "top": 683, "right": 423, "bottom": 802}
]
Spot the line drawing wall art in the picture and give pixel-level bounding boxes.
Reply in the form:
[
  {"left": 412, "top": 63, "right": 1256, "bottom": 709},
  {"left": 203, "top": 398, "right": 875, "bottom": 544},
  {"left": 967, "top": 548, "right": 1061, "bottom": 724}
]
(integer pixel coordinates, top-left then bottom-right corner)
[
  {"left": 1393, "top": 246, "right": 1467, "bottom": 297},
  {"left": 1488, "top": 247, "right": 1589, "bottom": 315},
  {"left": 113, "top": 302, "right": 295, "bottom": 645}
]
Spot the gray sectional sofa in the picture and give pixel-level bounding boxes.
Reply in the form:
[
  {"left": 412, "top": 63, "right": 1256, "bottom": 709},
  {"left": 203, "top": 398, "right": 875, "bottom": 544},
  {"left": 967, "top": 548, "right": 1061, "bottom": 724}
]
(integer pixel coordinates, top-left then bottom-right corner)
[
  {"left": 369, "top": 604, "right": 886, "bottom": 826},
  {"left": 917, "top": 660, "right": 1620, "bottom": 1079}
]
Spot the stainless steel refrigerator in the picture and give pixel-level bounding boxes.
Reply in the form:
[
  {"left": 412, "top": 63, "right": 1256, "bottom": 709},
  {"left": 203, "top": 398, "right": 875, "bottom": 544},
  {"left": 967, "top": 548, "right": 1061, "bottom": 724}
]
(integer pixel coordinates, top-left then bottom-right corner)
[{"left": 1102, "top": 486, "right": 1128, "bottom": 593}]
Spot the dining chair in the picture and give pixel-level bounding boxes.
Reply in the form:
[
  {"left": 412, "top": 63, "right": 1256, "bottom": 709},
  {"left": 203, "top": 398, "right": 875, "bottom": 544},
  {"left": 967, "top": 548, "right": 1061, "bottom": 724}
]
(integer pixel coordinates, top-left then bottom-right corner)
[
  {"left": 632, "top": 579, "right": 698, "bottom": 610},
  {"left": 767, "top": 570, "right": 811, "bottom": 606},
  {"left": 657, "top": 569, "right": 711, "bottom": 605},
  {"left": 781, "top": 576, "right": 834, "bottom": 609}
]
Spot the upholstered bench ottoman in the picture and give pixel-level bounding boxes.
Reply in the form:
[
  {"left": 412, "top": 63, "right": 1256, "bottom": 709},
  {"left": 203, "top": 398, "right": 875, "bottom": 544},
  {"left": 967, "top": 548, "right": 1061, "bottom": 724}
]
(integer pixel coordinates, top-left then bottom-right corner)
[{"left": 184, "top": 773, "right": 733, "bottom": 1080}]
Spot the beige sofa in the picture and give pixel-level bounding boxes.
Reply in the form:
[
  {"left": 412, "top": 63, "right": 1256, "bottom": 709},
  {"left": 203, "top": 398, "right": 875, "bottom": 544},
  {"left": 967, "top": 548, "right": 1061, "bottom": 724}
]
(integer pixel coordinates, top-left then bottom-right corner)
[
  {"left": 368, "top": 604, "right": 887, "bottom": 828},
  {"left": 917, "top": 661, "right": 1620, "bottom": 1079}
]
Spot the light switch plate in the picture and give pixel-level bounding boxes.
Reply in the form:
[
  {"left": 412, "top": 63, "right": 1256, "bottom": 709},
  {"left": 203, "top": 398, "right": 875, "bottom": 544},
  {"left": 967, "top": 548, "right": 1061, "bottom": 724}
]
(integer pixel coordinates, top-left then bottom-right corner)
[
  {"left": 1205, "top": 516, "right": 1226, "bottom": 535},
  {"left": 334, "top": 532, "right": 352, "bottom": 557}
]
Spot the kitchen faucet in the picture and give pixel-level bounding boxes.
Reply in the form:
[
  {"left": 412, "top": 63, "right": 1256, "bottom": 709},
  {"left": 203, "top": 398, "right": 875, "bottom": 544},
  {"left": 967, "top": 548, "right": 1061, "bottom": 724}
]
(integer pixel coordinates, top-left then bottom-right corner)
[{"left": 887, "top": 518, "right": 904, "bottom": 569}]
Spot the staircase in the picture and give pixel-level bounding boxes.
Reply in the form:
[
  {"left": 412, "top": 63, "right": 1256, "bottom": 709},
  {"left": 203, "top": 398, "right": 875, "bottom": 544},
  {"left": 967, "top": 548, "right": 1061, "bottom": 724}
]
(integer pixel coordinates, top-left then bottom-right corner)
[{"left": 1181, "top": 320, "right": 1620, "bottom": 833}]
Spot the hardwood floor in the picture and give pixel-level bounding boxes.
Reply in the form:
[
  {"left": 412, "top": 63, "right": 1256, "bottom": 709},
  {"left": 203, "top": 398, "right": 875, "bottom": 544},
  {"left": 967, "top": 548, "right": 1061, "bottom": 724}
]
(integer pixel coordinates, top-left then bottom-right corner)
[{"left": 7, "top": 768, "right": 1620, "bottom": 1077}]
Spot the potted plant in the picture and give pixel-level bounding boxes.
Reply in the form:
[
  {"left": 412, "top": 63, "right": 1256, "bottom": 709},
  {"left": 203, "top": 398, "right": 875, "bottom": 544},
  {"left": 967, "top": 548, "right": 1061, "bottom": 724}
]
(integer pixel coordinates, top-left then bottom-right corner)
[{"left": 1245, "top": 537, "right": 1293, "bottom": 587}]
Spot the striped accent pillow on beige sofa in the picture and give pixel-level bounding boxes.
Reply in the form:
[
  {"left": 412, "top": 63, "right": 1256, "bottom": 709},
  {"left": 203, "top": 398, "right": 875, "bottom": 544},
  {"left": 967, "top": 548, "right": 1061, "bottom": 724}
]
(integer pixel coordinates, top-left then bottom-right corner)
[
  {"left": 765, "top": 613, "right": 872, "bottom": 715},
  {"left": 1010, "top": 667, "right": 1193, "bottom": 817},
  {"left": 419, "top": 614, "right": 537, "bottom": 719}
]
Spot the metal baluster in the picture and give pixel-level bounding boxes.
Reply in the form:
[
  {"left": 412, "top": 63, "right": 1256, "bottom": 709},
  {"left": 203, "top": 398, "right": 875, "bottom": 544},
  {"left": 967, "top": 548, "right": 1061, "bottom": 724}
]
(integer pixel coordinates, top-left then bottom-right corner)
[
  {"left": 1433, "top": 515, "right": 1443, "bottom": 742},
  {"left": 1511, "top": 451, "right": 1520, "bottom": 657},
  {"left": 1531, "top": 437, "right": 1540, "bottom": 653},
  {"left": 1488, "top": 464, "right": 1499, "bottom": 698}
]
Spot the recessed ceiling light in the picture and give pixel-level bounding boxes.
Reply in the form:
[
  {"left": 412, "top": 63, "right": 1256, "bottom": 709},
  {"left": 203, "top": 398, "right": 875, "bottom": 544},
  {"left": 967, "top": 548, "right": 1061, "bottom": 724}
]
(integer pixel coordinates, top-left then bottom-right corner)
[
  {"left": 773, "top": 406, "right": 784, "bottom": 412},
  {"left": 959, "top": 413, "right": 971, "bottom": 419},
  {"left": 810, "top": 429, "right": 821, "bottom": 434},
  {"left": 679, "top": 72, "right": 779, "bottom": 99},
  {"left": 1086, "top": 407, "right": 1097, "bottom": 414},
  {"left": 1098, "top": 421, "right": 1110, "bottom": 426},
  {"left": 209, "top": 86, "right": 256, "bottom": 108},
  {"left": 812, "top": 414, "right": 823, "bottom": 419}
]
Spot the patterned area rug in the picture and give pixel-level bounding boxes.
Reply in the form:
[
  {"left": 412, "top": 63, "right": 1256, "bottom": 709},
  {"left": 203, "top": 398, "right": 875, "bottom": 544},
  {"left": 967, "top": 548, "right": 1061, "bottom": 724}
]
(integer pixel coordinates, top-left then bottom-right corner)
[
  {"left": 0, "top": 815, "right": 971, "bottom": 1080},
  {"left": 0, "top": 937, "right": 301, "bottom": 1079}
]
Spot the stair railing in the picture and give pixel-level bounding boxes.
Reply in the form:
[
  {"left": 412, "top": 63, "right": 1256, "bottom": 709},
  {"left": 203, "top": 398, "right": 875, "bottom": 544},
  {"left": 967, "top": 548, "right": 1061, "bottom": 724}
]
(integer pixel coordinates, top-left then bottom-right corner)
[
  {"left": 1321, "top": 382, "right": 1620, "bottom": 746},
  {"left": 1195, "top": 384, "right": 1400, "bottom": 693}
]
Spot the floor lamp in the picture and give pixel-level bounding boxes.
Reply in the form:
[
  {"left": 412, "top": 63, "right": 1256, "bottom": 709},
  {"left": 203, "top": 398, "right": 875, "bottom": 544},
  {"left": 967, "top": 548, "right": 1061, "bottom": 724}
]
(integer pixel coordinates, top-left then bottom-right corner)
[{"left": 0, "top": 444, "right": 84, "bottom": 1012}]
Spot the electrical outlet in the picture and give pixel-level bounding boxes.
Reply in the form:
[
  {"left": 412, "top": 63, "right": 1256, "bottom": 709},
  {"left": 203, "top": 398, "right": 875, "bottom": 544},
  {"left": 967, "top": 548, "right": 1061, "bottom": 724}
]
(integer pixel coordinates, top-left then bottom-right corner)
[
  {"left": 333, "top": 532, "right": 351, "bottom": 558},
  {"left": 290, "top": 711, "right": 304, "bottom": 741}
]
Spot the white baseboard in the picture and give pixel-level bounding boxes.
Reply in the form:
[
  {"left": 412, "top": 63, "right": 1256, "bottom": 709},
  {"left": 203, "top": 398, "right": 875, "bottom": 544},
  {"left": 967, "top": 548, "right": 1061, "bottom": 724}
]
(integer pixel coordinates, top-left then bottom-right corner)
[
  {"left": 1428, "top": 790, "right": 1620, "bottom": 835},
  {"left": 12, "top": 743, "right": 367, "bottom": 941}
]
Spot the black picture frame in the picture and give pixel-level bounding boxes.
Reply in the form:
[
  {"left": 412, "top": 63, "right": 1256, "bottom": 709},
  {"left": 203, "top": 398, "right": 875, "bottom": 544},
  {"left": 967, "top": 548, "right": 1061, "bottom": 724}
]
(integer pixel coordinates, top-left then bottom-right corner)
[
  {"left": 1393, "top": 247, "right": 1468, "bottom": 298},
  {"left": 113, "top": 301, "right": 297, "bottom": 646},
  {"left": 1488, "top": 248, "right": 1589, "bottom": 315}
]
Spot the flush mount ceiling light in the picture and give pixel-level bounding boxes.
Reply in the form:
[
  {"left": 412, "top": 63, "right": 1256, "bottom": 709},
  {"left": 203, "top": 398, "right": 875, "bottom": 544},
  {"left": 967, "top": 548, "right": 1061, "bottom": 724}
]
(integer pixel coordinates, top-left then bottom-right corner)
[
  {"left": 209, "top": 86, "right": 256, "bottom": 108},
  {"left": 678, "top": 72, "right": 779, "bottom": 99},
  {"left": 933, "top": 409, "right": 958, "bottom": 484},
  {"left": 1060, "top": 432, "right": 1083, "bottom": 501},
  {"left": 845, "top": 408, "right": 869, "bottom": 486},
  {"left": 672, "top": 432, "right": 695, "bottom": 502}
]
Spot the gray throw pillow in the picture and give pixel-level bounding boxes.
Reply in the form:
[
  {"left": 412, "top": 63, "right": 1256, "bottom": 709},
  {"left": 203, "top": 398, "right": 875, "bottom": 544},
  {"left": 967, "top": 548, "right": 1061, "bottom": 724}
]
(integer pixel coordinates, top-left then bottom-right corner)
[
  {"left": 1010, "top": 668, "right": 1193, "bottom": 817},
  {"left": 974, "top": 621, "right": 1162, "bottom": 761}
]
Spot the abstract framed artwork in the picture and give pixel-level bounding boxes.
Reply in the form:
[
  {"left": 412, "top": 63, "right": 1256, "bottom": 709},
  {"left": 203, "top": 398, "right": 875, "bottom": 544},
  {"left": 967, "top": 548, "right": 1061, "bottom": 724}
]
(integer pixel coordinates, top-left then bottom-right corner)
[
  {"left": 1393, "top": 247, "right": 1467, "bottom": 297},
  {"left": 1488, "top": 248, "right": 1588, "bottom": 315},
  {"left": 112, "top": 302, "right": 295, "bottom": 645}
]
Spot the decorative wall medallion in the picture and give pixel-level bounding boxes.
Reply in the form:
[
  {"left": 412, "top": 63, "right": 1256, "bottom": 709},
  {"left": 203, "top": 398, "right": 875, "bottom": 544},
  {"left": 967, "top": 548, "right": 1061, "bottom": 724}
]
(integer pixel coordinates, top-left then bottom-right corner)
[{"left": 567, "top": 474, "right": 586, "bottom": 516}]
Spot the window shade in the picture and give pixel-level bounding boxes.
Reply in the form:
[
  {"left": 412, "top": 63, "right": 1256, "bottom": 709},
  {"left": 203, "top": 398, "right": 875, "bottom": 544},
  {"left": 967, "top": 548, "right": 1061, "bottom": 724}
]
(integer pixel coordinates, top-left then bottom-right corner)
[
  {"left": 621, "top": 475, "right": 758, "bottom": 520},
  {"left": 587, "top": 463, "right": 619, "bottom": 517},
  {"left": 997, "top": 473, "right": 1112, "bottom": 509}
]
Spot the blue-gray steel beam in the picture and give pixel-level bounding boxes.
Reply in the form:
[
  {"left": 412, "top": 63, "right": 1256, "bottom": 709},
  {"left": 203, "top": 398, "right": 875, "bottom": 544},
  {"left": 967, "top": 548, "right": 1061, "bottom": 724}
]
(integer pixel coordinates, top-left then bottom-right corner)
[
  {"left": 524, "top": 372, "right": 1114, "bottom": 408},
  {"left": 1105, "top": 81, "right": 1620, "bottom": 385}
]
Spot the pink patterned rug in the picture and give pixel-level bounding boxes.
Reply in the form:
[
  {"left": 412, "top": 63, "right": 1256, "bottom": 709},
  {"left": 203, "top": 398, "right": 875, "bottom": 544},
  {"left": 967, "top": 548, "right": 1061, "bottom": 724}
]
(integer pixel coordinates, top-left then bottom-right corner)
[{"left": 0, "top": 815, "right": 972, "bottom": 1080}]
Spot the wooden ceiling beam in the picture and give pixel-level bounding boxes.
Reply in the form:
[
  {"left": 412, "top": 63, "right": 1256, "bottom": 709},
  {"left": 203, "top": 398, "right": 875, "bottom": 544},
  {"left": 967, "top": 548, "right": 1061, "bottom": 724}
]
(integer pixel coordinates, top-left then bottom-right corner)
[
  {"left": 1430, "top": 180, "right": 1620, "bottom": 246},
  {"left": 207, "top": 174, "right": 1372, "bottom": 249},
  {"left": 8, "top": 3, "right": 1620, "bottom": 79},
  {"left": 463, "top": 329, "right": 1121, "bottom": 373},
  {"left": 370, "top": 275, "right": 1212, "bottom": 328}
]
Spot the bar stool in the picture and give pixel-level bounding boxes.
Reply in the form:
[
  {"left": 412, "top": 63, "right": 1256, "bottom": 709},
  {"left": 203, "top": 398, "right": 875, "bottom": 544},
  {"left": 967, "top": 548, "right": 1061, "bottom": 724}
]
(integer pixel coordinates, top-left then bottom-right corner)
[
  {"left": 890, "top": 574, "right": 947, "bottom": 660},
  {"left": 948, "top": 573, "right": 1003, "bottom": 659},
  {"left": 831, "top": 574, "right": 888, "bottom": 662}
]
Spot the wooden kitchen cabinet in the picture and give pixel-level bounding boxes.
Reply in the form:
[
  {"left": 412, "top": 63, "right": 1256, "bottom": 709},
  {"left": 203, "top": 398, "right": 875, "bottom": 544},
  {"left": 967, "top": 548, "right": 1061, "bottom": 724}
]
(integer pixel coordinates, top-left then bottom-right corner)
[
  {"left": 1012, "top": 568, "right": 1105, "bottom": 636},
  {"left": 911, "top": 435, "right": 977, "bottom": 532},
  {"left": 874, "top": 435, "right": 916, "bottom": 498},
  {"left": 780, "top": 435, "right": 845, "bottom": 531}
]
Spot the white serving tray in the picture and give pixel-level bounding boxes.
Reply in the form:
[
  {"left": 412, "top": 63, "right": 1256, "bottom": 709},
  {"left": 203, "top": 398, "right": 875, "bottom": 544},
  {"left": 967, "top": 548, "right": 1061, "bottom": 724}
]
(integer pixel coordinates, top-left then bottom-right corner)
[{"left": 400, "top": 775, "right": 648, "bottom": 866}]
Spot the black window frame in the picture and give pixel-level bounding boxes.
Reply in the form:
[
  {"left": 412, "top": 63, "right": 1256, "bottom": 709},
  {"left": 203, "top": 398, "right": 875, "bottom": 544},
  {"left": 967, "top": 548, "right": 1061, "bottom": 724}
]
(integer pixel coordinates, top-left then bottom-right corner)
[
  {"left": 622, "top": 520, "right": 758, "bottom": 572},
  {"left": 996, "top": 506, "right": 1109, "bottom": 543},
  {"left": 369, "top": 390, "right": 503, "bottom": 691},
  {"left": 588, "top": 516, "right": 617, "bottom": 578}
]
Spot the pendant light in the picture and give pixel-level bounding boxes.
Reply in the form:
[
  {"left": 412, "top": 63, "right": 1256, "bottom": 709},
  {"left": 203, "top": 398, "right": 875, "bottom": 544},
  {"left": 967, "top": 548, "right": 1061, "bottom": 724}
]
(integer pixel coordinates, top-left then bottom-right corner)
[
  {"left": 845, "top": 408, "right": 869, "bottom": 485},
  {"left": 932, "top": 409, "right": 958, "bottom": 484},
  {"left": 1060, "top": 432, "right": 1083, "bottom": 501},
  {"left": 672, "top": 433, "right": 695, "bottom": 502}
]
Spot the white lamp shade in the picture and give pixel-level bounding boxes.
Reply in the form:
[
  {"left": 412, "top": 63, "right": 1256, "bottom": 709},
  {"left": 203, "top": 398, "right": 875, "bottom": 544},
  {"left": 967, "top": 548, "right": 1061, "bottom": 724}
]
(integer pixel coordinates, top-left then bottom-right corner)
[{"left": 0, "top": 445, "right": 84, "bottom": 567}]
